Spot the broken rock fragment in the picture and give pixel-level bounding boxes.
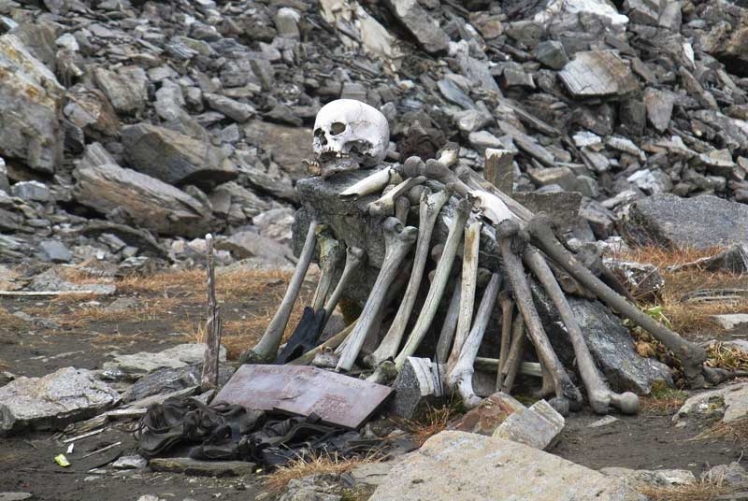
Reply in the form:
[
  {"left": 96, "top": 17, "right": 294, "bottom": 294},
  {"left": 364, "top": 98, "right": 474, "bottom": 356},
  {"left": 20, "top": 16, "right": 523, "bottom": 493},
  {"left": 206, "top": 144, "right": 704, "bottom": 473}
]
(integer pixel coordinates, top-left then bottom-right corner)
[
  {"left": 122, "top": 123, "right": 237, "bottom": 189},
  {"left": 387, "top": 0, "right": 449, "bottom": 54},
  {"left": 559, "top": 50, "right": 639, "bottom": 99},
  {"left": 0, "top": 367, "right": 120, "bottom": 433}
]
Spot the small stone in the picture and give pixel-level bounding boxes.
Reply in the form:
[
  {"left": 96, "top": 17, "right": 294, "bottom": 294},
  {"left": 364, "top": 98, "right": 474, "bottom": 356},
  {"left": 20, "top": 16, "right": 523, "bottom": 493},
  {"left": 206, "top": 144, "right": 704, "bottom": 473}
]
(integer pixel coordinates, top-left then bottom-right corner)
[
  {"left": 38, "top": 240, "right": 73, "bottom": 263},
  {"left": 390, "top": 357, "right": 442, "bottom": 419},
  {"left": 711, "top": 314, "right": 748, "bottom": 331},
  {"left": 11, "top": 181, "right": 51, "bottom": 202},
  {"left": 493, "top": 399, "right": 565, "bottom": 450},
  {"left": 0, "top": 494, "right": 33, "bottom": 501},
  {"left": 529, "top": 167, "right": 577, "bottom": 191},
  {"left": 468, "top": 131, "right": 503, "bottom": 154},
  {"left": 588, "top": 415, "right": 618, "bottom": 428},
  {"left": 559, "top": 50, "right": 639, "bottom": 98},
  {"left": 204, "top": 93, "right": 255, "bottom": 123},
  {"left": 535, "top": 40, "right": 569, "bottom": 70},
  {"left": 112, "top": 455, "right": 147, "bottom": 470},
  {"left": 452, "top": 392, "right": 525, "bottom": 436}
]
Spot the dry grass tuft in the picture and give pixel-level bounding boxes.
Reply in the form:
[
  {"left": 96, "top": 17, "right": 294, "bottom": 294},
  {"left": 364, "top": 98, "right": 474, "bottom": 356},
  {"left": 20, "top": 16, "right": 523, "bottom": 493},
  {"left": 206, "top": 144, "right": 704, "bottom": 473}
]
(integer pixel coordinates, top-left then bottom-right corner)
[
  {"left": 640, "top": 380, "right": 689, "bottom": 415},
  {"left": 706, "top": 341, "right": 748, "bottom": 371},
  {"left": 697, "top": 417, "right": 748, "bottom": 449},
  {"left": 394, "top": 399, "right": 464, "bottom": 447},
  {"left": 265, "top": 453, "right": 382, "bottom": 494},
  {"left": 639, "top": 480, "right": 728, "bottom": 501},
  {"left": 613, "top": 246, "right": 748, "bottom": 337}
]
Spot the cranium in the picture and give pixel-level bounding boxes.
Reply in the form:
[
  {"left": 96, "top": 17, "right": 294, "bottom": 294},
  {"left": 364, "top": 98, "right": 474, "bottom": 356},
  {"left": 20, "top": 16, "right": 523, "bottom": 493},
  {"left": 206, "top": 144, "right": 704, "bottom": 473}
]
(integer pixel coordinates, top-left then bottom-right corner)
[{"left": 311, "top": 99, "right": 389, "bottom": 178}]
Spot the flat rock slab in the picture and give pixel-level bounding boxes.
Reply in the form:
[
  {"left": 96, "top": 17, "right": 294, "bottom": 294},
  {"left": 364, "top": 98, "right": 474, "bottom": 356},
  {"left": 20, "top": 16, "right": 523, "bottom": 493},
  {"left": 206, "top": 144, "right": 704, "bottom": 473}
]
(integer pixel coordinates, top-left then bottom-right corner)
[
  {"left": 493, "top": 399, "right": 565, "bottom": 450},
  {"left": 0, "top": 493, "right": 33, "bottom": 501},
  {"left": 712, "top": 314, "right": 748, "bottom": 330},
  {"left": 451, "top": 392, "right": 525, "bottom": 436},
  {"left": 148, "top": 458, "right": 255, "bottom": 477},
  {"left": 559, "top": 50, "right": 639, "bottom": 98},
  {"left": 674, "top": 382, "right": 748, "bottom": 425},
  {"left": 625, "top": 194, "right": 748, "bottom": 249},
  {"left": 369, "top": 431, "right": 646, "bottom": 501},
  {"left": 213, "top": 365, "right": 392, "bottom": 429},
  {"left": 104, "top": 344, "right": 226, "bottom": 376},
  {"left": 0, "top": 367, "right": 119, "bottom": 433}
]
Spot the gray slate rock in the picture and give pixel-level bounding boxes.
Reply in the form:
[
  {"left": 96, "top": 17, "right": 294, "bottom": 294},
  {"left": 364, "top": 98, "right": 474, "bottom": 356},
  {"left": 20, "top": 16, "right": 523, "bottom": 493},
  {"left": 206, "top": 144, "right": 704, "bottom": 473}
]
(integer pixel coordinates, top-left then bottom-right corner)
[
  {"left": 148, "top": 457, "right": 255, "bottom": 477},
  {"left": 370, "top": 431, "right": 646, "bottom": 501},
  {"left": 493, "top": 399, "right": 564, "bottom": 450},
  {"left": 38, "top": 240, "right": 73, "bottom": 263},
  {"left": 0, "top": 34, "right": 64, "bottom": 173},
  {"left": 388, "top": 0, "right": 449, "bottom": 54},
  {"left": 122, "top": 123, "right": 237, "bottom": 189},
  {"left": 559, "top": 50, "right": 639, "bottom": 98},
  {"left": 103, "top": 344, "right": 227, "bottom": 376},
  {"left": 625, "top": 194, "right": 748, "bottom": 249},
  {"left": 93, "top": 66, "right": 148, "bottom": 115},
  {"left": 0, "top": 367, "right": 120, "bottom": 433},
  {"left": 74, "top": 160, "right": 213, "bottom": 238},
  {"left": 215, "top": 231, "right": 294, "bottom": 265},
  {"left": 11, "top": 181, "right": 51, "bottom": 202}
]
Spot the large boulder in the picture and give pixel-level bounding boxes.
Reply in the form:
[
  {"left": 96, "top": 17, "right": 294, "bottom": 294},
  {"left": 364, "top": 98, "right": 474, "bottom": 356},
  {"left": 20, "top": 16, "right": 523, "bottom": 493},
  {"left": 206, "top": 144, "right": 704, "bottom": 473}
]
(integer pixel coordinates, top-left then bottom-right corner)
[
  {"left": 0, "top": 367, "right": 120, "bottom": 433},
  {"left": 624, "top": 194, "right": 748, "bottom": 249},
  {"left": 0, "top": 34, "right": 64, "bottom": 173},
  {"left": 73, "top": 143, "right": 214, "bottom": 238},
  {"left": 370, "top": 431, "right": 645, "bottom": 501},
  {"left": 122, "top": 123, "right": 237, "bottom": 190}
]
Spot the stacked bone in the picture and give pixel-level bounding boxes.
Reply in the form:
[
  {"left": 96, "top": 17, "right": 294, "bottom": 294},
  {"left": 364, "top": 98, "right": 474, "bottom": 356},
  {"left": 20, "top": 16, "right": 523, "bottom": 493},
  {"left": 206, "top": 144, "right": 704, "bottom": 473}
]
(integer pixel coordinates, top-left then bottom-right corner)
[{"left": 240, "top": 100, "right": 738, "bottom": 416}]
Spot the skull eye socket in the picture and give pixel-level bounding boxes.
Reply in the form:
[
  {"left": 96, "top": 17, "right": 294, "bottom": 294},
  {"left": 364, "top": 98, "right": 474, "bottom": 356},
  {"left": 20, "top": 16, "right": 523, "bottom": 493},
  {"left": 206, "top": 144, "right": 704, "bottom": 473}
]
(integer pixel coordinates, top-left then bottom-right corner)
[{"left": 330, "top": 122, "right": 346, "bottom": 135}]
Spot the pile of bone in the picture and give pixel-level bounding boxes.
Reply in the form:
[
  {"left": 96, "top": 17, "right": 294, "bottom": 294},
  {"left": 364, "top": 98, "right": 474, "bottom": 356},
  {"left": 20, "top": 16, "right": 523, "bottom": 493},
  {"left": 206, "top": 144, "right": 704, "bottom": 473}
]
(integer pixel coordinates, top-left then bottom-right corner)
[{"left": 237, "top": 101, "right": 744, "bottom": 417}]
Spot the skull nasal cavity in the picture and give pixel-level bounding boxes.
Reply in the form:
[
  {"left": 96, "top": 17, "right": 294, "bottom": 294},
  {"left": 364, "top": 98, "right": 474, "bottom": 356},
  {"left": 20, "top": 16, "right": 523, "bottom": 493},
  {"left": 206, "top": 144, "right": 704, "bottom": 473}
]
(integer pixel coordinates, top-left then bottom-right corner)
[
  {"left": 314, "top": 128, "right": 327, "bottom": 145},
  {"left": 330, "top": 122, "right": 346, "bottom": 135}
]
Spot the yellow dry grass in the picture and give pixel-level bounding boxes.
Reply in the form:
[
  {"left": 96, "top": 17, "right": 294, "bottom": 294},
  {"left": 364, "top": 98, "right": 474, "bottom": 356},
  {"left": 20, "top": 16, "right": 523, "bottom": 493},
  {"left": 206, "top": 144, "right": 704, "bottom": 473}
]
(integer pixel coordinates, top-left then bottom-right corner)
[
  {"left": 696, "top": 417, "right": 748, "bottom": 449},
  {"left": 639, "top": 380, "right": 689, "bottom": 416},
  {"left": 393, "top": 400, "right": 464, "bottom": 447},
  {"left": 639, "top": 480, "right": 728, "bottom": 501},
  {"left": 265, "top": 453, "right": 383, "bottom": 494},
  {"left": 613, "top": 246, "right": 748, "bottom": 336}
]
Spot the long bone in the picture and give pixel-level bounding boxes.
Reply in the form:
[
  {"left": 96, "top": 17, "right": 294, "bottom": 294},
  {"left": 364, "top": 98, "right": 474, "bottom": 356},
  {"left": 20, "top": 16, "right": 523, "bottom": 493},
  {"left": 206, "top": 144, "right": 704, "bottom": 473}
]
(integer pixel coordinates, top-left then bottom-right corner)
[
  {"left": 524, "top": 246, "right": 640, "bottom": 415},
  {"left": 446, "top": 272, "right": 502, "bottom": 408},
  {"left": 527, "top": 214, "right": 708, "bottom": 388},
  {"left": 336, "top": 218, "right": 418, "bottom": 371},
  {"left": 311, "top": 226, "right": 345, "bottom": 311},
  {"left": 368, "top": 176, "right": 426, "bottom": 217},
  {"left": 322, "top": 246, "right": 366, "bottom": 327},
  {"left": 435, "top": 275, "right": 462, "bottom": 364},
  {"left": 496, "top": 291, "right": 514, "bottom": 391},
  {"left": 446, "top": 215, "right": 483, "bottom": 375},
  {"left": 395, "top": 196, "right": 410, "bottom": 224},
  {"left": 340, "top": 167, "right": 401, "bottom": 199},
  {"left": 365, "top": 187, "right": 452, "bottom": 369},
  {"left": 402, "top": 158, "right": 516, "bottom": 225},
  {"left": 394, "top": 198, "right": 472, "bottom": 370},
  {"left": 241, "top": 220, "right": 319, "bottom": 363},
  {"left": 496, "top": 219, "right": 582, "bottom": 411},
  {"left": 501, "top": 315, "right": 527, "bottom": 394}
]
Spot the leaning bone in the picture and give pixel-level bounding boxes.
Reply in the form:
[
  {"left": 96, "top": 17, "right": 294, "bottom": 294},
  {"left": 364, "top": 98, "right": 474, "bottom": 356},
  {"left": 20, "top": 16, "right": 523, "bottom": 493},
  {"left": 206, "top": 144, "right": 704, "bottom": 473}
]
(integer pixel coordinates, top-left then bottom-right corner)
[
  {"left": 337, "top": 218, "right": 418, "bottom": 371},
  {"left": 475, "top": 358, "right": 542, "bottom": 378},
  {"left": 496, "top": 219, "right": 582, "bottom": 410},
  {"left": 502, "top": 315, "right": 527, "bottom": 394},
  {"left": 447, "top": 272, "right": 502, "bottom": 408},
  {"left": 527, "top": 214, "right": 707, "bottom": 388},
  {"left": 446, "top": 215, "right": 483, "bottom": 375},
  {"left": 366, "top": 188, "right": 452, "bottom": 369},
  {"left": 394, "top": 198, "right": 472, "bottom": 370},
  {"left": 368, "top": 176, "right": 426, "bottom": 217},
  {"left": 395, "top": 196, "right": 411, "bottom": 224},
  {"left": 241, "top": 220, "right": 319, "bottom": 363},
  {"left": 496, "top": 291, "right": 514, "bottom": 392},
  {"left": 524, "top": 246, "right": 639, "bottom": 415},
  {"left": 311, "top": 226, "right": 345, "bottom": 311},
  {"left": 456, "top": 164, "right": 534, "bottom": 223},
  {"left": 340, "top": 166, "right": 401, "bottom": 199},
  {"left": 322, "top": 246, "right": 366, "bottom": 327},
  {"left": 435, "top": 275, "right": 462, "bottom": 364}
]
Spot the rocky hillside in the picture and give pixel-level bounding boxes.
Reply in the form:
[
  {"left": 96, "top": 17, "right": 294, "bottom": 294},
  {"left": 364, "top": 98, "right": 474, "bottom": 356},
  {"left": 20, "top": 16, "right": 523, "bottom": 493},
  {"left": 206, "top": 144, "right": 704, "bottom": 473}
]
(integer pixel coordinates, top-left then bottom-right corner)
[{"left": 1, "top": 0, "right": 748, "bottom": 269}]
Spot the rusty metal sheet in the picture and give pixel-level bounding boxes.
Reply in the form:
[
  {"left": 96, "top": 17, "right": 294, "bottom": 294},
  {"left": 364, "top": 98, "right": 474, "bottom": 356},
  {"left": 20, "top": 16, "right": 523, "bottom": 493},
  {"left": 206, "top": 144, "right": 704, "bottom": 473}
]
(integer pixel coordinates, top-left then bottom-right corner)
[{"left": 212, "top": 365, "right": 392, "bottom": 429}]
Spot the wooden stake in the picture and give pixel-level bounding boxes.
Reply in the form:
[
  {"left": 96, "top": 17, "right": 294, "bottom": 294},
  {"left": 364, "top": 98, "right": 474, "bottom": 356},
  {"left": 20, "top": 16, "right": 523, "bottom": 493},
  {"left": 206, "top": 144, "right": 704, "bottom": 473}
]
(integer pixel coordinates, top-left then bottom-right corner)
[{"left": 201, "top": 234, "right": 222, "bottom": 391}]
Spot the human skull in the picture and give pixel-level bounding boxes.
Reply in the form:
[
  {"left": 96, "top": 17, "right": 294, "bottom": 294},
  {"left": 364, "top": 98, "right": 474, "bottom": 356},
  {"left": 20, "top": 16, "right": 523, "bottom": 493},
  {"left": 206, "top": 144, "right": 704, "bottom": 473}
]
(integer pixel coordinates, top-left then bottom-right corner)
[{"left": 311, "top": 99, "right": 389, "bottom": 178}]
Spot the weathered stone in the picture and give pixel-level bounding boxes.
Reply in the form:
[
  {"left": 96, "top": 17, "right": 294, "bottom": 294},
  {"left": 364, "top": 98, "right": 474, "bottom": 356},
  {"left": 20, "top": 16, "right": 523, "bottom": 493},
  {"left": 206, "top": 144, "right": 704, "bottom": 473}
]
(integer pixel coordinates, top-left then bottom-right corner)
[
  {"left": 528, "top": 166, "right": 577, "bottom": 191},
  {"left": 493, "top": 399, "right": 564, "bottom": 450},
  {"left": 122, "top": 123, "right": 237, "bottom": 189},
  {"left": 38, "top": 240, "right": 73, "bottom": 263},
  {"left": 243, "top": 120, "right": 312, "bottom": 180},
  {"left": 122, "top": 364, "right": 235, "bottom": 403},
  {"left": 535, "top": 40, "right": 569, "bottom": 70},
  {"left": 537, "top": 296, "right": 673, "bottom": 394},
  {"left": 559, "top": 50, "right": 639, "bottom": 98},
  {"left": 93, "top": 66, "right": 148, "bottom": 115},
  {"left": 712, "top": 314, "right": 748, "bottom": 331},
  {"left": 604, "top": 259, "right": 664, "bottom": 301},
  {"left": 148, "top": 458, "right": 255, "bottom": 477},
  {"left": 350, "top": 462, "right": 395, "bottom": 487},
  {"left": 11, "top": 181, "right": 51, "bottom": 202},
  {"left": 112, "top": 455, "right": 148, "bottom": 470},
  {"left": 674, "top": 382, "right": 748, "bottom": 425},
  {"left": 63, "top": 85, "right": 121, "bottom": 140},
  {"left": 0, "top": 367, "right": 119, "bottom": 433},
  {"left": 0, "top": 34, "right": 64, "bottom": 173},
  {"left": 103, "top": 344, "right": 226, "bottom": 376},
  {"left": 644, "top": 88, "right": 674, "bottom": 133},
  {"left": 601, "top": 467, "right": 696, "bottom": 488},
  {"left": 702, "top": 463, "right": 748, "bottom": 489},
  {"left": 370, "top": 431, "right": 646, "bottom": 501},
  {"left": 387, "top": 0, "right": 449, "bottom": 54},
  {"left": 0, "top": 493, "right": 33, "bottom": 501},
  {"left": 390, "top": 357, "right": 442, "bottom": 419},
  {"left": 204, "top": 93, "right": 255, "bottom": 122},
  {"left": 625, "top": 194, "right": 748, "bottom": 249},
  {"left": 215, "top": 231, "right": 294, "bottom": 265},
  {"left": 451, "top": 392, "right": 525, "bottom": 436},
  {"left": 73, "top": 146, "right": 213, "bottom": 238}
]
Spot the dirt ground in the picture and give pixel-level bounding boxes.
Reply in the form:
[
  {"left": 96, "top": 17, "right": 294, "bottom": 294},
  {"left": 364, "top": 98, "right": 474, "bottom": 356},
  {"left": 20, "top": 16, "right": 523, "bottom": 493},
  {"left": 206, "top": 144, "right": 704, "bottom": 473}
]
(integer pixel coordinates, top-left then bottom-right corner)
[{"left": 0, "top": 266, "right": 746, "bottom": 500}]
